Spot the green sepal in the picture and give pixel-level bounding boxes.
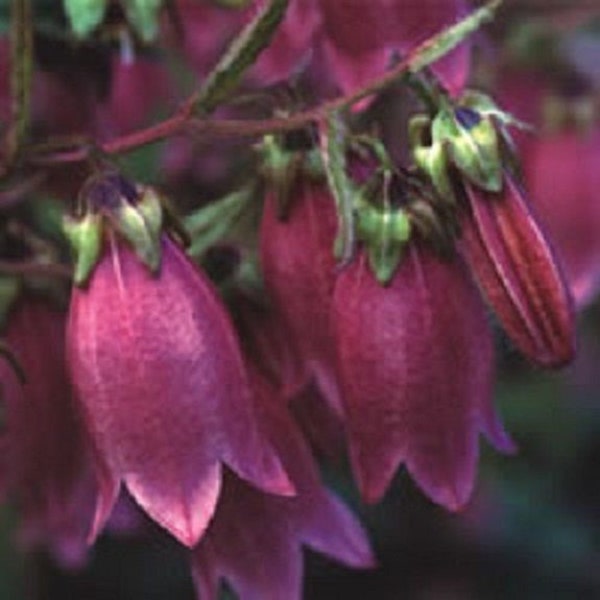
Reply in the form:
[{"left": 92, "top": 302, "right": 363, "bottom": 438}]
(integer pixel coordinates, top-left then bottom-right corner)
[
  {"left": 461, "top": 90, "right": 532, "bottom": 131},
  {"left": 63, "top": 213, "right": 103, "bottom": 286},
  {"left": 360, "top": 206, "right": 411, "bottom": 285},
  {"left": 260, "top": 134, "right": 303, "bottom": 218},
  {"left": 409, "top": 115, "right": 456, "bottom": 204},
  {"left": 433, "top": 107, "right": 503, "bottom": 192},
  {"left": 124, "top": 0, "right": 163, "bottom": 43},
  {"left": 356, "top": 181, "right": 412, "bottom": 286},
  {"left": 113, "top": 186, "right": 163, "bottom": 273},
  {"left": 0, "top": 276, "right": 22, "bottom": 329},
  {"left": 211, "top": 0, "right": 252, "bottom": 7},
  {"left": 63, "top": 0, "right": 108, "bottom": 38}
]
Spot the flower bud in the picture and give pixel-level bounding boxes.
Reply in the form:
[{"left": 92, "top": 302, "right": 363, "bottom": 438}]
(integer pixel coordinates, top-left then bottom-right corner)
[{"left": 459, "top": 176, "right": 576, "bottom": 367}]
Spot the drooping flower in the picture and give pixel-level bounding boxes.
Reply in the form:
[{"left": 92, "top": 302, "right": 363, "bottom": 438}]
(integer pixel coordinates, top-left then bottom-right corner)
[
  {"left": 66, "top": 174, "right": 293, "bottom": 548},
  {"left": 410, "top": 91, "right": 576, "bottom": 367},
  {"left": 496, "top": 67, "right": 600, "bottom": 309},
  {"left": 192, "top": 368, "right": 374, "bottom": 600},
  {"left": 333, "top": 246, "right": 514, "bottom": 508},
  {"left": 95, "top": 54, "right": 173, "bottom": 137},
  {"left": 0, "top": 299, "right": 96, "bottom": 568},
  {"left": 166, "top": 0, "right": 247, "bottom": 77},
  {"left": 524, "top": 128, "right": 600, "bottom": 309},
  {"left": 251, "top": 0, "right": 471, "bottom": 97},
  {"left": 233, "top": 291, "right": 307, "bottom": 397},
  {"left": 260, "top": 176, "right": 343, "bottom": 412}
]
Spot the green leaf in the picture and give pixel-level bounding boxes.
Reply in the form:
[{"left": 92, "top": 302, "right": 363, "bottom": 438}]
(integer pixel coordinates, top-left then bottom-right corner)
[
  {"left": 63, "top": 0, "right": 108, "bottom": 38},
  {"left": 319, "top": 111, "right": 356, "bottom": 264},
  {"left": 185, "top": 186, "right": 254, "bottom": 258},
  {"left": 124, "top": 0, "right": 163, "bottom": 43},
  {"left": 409, "top": 0, "right": 502, "bottom": 75},
  {"left": 192, "top": 0, "right": 289, "bottom": 114}
]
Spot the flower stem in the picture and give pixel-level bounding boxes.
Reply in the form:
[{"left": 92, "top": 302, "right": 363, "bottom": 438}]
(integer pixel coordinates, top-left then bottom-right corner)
[
  {"left": 2, "top": 0, "right": 33, "bottom": 173},
  {"left": 28, "top": 0, "right": 502, "bottom": 166}
]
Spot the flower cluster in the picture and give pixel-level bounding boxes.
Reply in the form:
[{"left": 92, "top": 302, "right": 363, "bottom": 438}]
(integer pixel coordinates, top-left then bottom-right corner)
[{"left": 0, "top": 1, "right": 596, "bottom": 598}]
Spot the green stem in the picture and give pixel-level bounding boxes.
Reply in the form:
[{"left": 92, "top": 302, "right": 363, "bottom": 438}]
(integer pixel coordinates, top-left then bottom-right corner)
[
  {"left": 3, "top": 0, "right": 33, "bottom": 171},
  {"left": 28, "top": 0, "right": 502, "bottom": 166},
  {"left": 191, "top": 0, "right": 290, "bottom": 114}
]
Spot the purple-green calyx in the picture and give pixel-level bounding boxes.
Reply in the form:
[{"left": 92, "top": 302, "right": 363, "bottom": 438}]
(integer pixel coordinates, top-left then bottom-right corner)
[
  {"left": 410, "top": 90, "right": 527, "bottom": 200},
  {"left": 64, "top": 172, "right": 164, "bottom": 286},
  {"left": 355, "top": 172, "right": 412, "bottom": 285}
]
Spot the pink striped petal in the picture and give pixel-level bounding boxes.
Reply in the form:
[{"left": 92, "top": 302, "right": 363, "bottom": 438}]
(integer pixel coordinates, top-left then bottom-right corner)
[{"left": 459, "top": 175, "right": 576, "bottom": 367}]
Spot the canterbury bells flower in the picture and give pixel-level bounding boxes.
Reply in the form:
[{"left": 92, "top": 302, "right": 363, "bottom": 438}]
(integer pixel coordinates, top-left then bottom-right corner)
[{"left": 66, "top": 171, "right": 293, "bottom": 547}]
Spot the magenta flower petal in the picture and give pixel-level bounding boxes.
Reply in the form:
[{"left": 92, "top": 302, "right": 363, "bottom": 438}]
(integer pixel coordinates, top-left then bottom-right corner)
[
  {"left": 0, "top": 300, "right": 96, "bottom": 567},
  {"left": 525, "top": 129, "right": 600, "bottom": 308},
  {"left": 233, "top": 292, "right": 308, "bottom": 397},
  {"left": 68, "top": 236, "right": 292, "bottom": 547},
  {"left": 96, "top": 57, "right": 172, "bottom": 137},
  {"left": 319, "top": 0, "right": 470, "bottom": 97},
  {"left": 333, "top": 247, "right": 512, "bottom": 509},
  {"left": 260, "top": 179, "right": 342, "bottom": 413},
  {"left": 169, "top": 0, "right": 246, "bottom": 76},
  {"left": 289, "top": 382, "right": 346, "bottom": 463},
  {"left": 251, "top": 0, "right": 322, "bottom": 84},
  {"left": 459, "top": 175, "right": 576, "bottom": 367},
  {"left": 192, "top": 370, "right": 374, "bottom": 600}
]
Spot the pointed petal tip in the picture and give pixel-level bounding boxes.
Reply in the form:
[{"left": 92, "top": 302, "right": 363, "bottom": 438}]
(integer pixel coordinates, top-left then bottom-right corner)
[
  {"left": 123, "top": 463, "right": 224, "bottom": 549},
  {"left": 432, "top": 485, "right": 472, "bottom": 513},
  {"left": 86, "top": 479, "right": 120, "bottom": 546},
  {"left": 352, "top": 461, "right": 390, "bottom": 506},
  {"left": 349, "top": 439, "right": 400, "bottom": 507},
  {"left": 535, "top": 341, "right": 577, "bottom": 369},
  {"left": 409, "top": 463, "right": 476, "bottom": 513},
  {"left": 484, "top": 424, "right": 519, "bottom": 456},
  {"left": 230, "top": 438, "right": 298, "bottom": 499},
  {"left": 266, "top": 467, "right": 297, "bottom": 498},
  {"left": 167, "top": 520, "right": 208, "bottom": 549},
  {"left": 261, "top": 477, "right": 297, "bottom": 500}
]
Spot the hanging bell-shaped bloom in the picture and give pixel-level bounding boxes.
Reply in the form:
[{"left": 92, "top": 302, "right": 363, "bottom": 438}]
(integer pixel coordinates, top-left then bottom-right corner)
[
  {"left": 525, "top": 128, "right": 600, "bottom": 309},
  {"left": 66, "top": 174, "right": 292, "bottom": 548},
  {"left": 233, "top": 291, "right": 307, "bottom": 398},
  {"left": 260, "top": 177, "right": 342, "bottom": 412},
  {"left": 333, "top": 246, "right": 514, "bottom": 508},
  {"left": 192, "top": 369, "right": 374, "bottom": 600},
  {"left": 0, "top": 299, "right": 96, "bottom": 567},
  {"left": 318, "top": 0, "right": 470, "bottom": 97},
  {"left": 96, "top": 55, "right": 172, "bottom": 138},
  {"left": 410, "top": 90, "right": 576, "bottom": 367},
  {"left": 252, "top": 0, "right": 470, "bottom": 98}
]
